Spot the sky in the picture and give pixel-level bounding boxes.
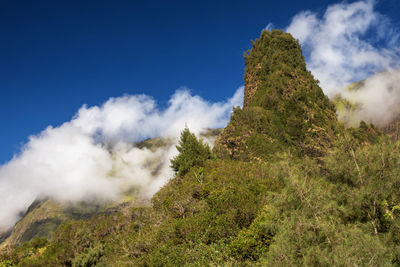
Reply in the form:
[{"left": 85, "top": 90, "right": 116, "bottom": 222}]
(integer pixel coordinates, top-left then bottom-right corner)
[{"left": 1, "top": 0, "right": 400, "bottom": 164}]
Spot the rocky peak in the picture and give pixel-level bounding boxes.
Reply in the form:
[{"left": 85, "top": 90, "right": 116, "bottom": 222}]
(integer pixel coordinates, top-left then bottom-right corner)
[
  {"left": 214, "top": 30, "right": 338, "bottom": 161},
  {"left": 243, "top": 30, "right": 308, "bottom": 107}
]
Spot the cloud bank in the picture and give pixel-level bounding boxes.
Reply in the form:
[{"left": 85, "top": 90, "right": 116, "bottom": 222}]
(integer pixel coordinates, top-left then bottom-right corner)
[
  {"left": 0, "top": 87, "right": 243, "bottom": 230},
  {"left": 339, "top": 69, "right": 400, "bottom": 126},
  {"left": 284, "top": 0, "right": 400, "bottom": 125}
]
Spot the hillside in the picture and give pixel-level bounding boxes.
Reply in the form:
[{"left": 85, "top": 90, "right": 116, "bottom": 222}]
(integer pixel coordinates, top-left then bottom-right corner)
[
  {"left": 0, "top": 199, "right": 106, "bottom": 248},
  {"left": 2, "top": 30, "right": 400, "bottom": 266},
  {"left": 0, "top": 129, "right": 221, "bottom": 250}
]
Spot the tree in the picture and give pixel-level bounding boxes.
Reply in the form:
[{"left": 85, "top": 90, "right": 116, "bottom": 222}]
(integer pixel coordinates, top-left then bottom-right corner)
[{"left": 170, "top": 127, "right": 213, "bottom": 176}]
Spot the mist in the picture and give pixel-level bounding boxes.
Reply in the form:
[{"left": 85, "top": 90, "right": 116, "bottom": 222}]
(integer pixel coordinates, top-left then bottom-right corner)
[
  {"left": 338, "top": 69, "right": 400, "bottom": 126},
  {"left": 0, "top": 87, "right": 243, "bottom": 230},
  {"left": 286, "top": 0, "right": 400, "bottom": 126}
]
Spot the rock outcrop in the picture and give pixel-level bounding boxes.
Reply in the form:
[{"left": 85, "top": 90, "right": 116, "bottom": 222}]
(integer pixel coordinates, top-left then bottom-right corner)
[{"left": 214, "top": 30, "right": 338, "bottom": 161}]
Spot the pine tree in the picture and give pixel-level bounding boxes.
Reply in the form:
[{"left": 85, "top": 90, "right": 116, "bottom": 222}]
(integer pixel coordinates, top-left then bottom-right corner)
[{"left": 170, "top": 127, "right": 213, "bottom": 176}]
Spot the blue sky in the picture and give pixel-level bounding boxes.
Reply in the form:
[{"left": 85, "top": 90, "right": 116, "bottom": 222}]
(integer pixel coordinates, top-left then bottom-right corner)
[{"left": 1, "top": 0, "right": 399, "bottom": 164}]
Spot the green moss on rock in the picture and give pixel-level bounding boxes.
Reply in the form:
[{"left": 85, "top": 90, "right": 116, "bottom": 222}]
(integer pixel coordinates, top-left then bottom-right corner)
[{"left": 214, "top": 30, "right": 338, "bottom": 160}]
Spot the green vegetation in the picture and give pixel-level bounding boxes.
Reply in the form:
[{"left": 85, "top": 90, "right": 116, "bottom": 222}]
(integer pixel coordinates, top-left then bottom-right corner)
[
  {"left": 214, "top": 30, "right": 338, "bottom": 161},
  {"left": 2, "top": 30, "right": 400, "bottom": 266},
  {"left": 0, "top": 199, "right": 106, "bottom": 249},
  {"left": 170, "top": 127, "right": 214, "bottom": 176}
]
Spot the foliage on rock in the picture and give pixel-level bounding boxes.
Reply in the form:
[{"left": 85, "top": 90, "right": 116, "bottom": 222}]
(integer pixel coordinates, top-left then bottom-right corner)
[{"left": 214, "top": 30, "right": 338, "bottom": 162}]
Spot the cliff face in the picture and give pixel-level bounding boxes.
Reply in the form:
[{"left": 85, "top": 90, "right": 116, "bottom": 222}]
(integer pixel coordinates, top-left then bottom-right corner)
[
  {"left": 214, "top": 30, "right": 338, "bottom": 161},
  {"left": 243, "top": 30, "right": 309, "bottom": 108}
]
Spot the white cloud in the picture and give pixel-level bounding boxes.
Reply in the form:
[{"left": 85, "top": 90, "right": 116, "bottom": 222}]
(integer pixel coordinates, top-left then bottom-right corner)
[
  {"left": 285, "top": 0, "right": 400, "bottom": 97},
  {"left": 0, "top": 87, "right": 243, "bottom": 230},
  {"left": 340, "top": 69, "right": 400, "bottom": 126}
]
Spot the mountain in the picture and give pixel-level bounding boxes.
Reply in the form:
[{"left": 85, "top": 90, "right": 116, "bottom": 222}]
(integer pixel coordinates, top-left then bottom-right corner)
[
  {"left": 2, "top": 30, "right": 400, "bottom": 266},
  {"left": 214, "top": 30, "right": 337, "bottom": 161}
]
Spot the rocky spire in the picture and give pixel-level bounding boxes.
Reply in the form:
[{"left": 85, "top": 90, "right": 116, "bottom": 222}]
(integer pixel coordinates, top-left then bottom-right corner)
[{"left": 214, "top": 30, "right": 338, "bottom": 161}]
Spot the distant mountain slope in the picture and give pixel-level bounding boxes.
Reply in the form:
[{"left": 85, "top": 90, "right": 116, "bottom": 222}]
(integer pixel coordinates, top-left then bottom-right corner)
[{"left": 1, "top": 199, "right": 105, "bottom": 248}]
